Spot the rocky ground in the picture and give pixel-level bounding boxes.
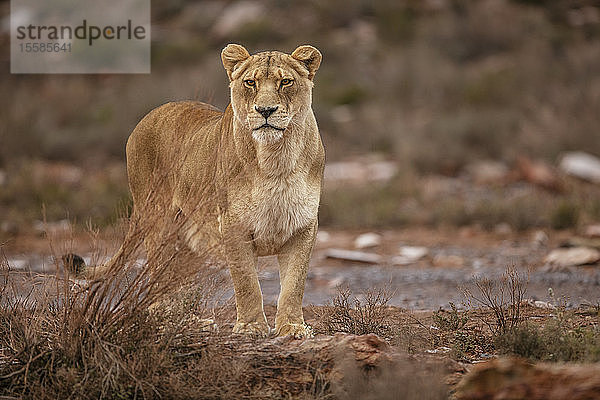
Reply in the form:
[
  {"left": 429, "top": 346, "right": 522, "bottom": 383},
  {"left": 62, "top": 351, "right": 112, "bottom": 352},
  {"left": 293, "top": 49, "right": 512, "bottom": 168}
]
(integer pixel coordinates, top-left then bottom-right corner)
[
  {"left": 2, "top": 225, "right": 600, "bottom": 398},
  {"left": 4, "top": 225, "right": 600, "bottom": 309}
]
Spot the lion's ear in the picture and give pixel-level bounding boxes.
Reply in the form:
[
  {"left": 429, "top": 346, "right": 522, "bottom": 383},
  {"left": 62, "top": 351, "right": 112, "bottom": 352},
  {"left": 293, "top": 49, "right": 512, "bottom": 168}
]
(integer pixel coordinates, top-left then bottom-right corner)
[
  {"left": 221, "top": 44, "right": 251, "bottom": 80},
  {"left": 291, "top": 45, "right": 322, "bottom": 80}
]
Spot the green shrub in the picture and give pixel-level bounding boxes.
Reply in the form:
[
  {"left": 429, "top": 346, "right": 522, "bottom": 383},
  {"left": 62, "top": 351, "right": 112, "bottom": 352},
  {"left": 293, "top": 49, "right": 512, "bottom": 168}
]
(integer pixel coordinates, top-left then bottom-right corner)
[
  {"left": 495, "top": 320, "right": 600, "bottom": 362},
  {"left": 433, "top": 302, "right": 468, "bottom": 332}
]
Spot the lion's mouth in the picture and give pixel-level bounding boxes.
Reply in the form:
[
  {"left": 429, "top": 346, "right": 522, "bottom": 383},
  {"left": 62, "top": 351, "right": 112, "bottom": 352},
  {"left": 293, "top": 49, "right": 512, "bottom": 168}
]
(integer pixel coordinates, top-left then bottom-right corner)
[{"left": 254, "top": 123, "right": 285, "bottom": 131}]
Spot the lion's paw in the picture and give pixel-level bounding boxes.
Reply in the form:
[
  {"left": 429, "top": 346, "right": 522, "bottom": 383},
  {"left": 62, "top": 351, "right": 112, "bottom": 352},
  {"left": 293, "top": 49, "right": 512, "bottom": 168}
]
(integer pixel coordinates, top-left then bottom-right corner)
[
  {"left": 274, "top": 322, "right": 314, "bottom": 339},
  {"left": 232, "top": 321, "right": 271, "bottom": 338}
]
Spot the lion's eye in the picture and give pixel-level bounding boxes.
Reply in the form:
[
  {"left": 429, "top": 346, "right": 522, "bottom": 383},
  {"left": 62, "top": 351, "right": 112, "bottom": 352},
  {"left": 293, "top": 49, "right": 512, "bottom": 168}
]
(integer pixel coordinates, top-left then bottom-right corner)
[
  {"left": 280, "top": 78, "right": 292, "bottom": 87},
  {"left": 244, "top": 80, "right": 256, "bottom": 87}
]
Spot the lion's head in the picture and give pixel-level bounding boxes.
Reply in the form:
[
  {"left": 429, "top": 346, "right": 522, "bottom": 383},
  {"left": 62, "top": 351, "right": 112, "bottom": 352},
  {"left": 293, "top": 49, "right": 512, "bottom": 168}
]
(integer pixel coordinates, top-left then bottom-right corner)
[{"left": 221, "top": 44, "right": 322, "bottom": 145}]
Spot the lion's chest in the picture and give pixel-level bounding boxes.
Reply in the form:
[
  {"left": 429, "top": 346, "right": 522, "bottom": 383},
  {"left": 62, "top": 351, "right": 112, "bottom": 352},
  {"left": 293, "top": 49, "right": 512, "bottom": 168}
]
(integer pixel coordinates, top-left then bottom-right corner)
[{"left": 243, "top": 174, "right": 318, "bottom": 254}]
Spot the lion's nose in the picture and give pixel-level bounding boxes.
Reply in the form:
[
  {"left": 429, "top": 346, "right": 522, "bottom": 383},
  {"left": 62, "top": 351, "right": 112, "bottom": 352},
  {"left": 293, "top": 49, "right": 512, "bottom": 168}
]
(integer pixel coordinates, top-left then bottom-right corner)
[{"left": 255, "top": 105, "right": 278, "bottom": 119}]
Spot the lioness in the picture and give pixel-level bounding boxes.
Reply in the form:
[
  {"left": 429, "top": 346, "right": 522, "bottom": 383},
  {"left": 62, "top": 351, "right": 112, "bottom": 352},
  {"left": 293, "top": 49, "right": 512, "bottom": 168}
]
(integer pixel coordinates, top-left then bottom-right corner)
[{"left": 82, "top": 44, "right": 323, "bottom": 338}]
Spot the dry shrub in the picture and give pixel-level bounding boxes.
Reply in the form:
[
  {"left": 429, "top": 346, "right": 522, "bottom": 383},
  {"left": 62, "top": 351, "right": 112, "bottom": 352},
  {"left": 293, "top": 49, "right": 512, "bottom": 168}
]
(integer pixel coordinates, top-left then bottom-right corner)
[
  {"left": 463, "top": 266, "right": 528, "bottom": 336},
  {"left": 312, "top": 286, "right": 393, "bottom": 338}
]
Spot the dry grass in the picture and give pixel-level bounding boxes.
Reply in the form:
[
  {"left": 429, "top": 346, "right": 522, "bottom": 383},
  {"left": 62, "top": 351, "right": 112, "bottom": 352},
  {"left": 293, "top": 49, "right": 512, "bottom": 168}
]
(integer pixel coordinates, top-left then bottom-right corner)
[
  {"left": 0, "top": 158, "right": 252, "bottom": 398},
  {"left": 1, "top": 172, "right": 222, "bottom": 398}
]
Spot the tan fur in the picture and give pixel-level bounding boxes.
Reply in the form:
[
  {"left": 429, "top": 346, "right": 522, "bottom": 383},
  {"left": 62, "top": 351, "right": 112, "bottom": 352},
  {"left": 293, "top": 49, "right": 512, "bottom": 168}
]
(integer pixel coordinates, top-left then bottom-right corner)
[{"left": 103, "top": 44, "right": 323, "bottom": 338}]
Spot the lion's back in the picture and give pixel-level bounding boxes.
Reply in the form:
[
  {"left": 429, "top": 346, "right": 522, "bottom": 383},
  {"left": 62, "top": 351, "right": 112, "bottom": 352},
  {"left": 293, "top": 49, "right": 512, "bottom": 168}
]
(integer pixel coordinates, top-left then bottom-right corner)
[{"left": 126, "top": 101, "right": 225, "bottom": 206}]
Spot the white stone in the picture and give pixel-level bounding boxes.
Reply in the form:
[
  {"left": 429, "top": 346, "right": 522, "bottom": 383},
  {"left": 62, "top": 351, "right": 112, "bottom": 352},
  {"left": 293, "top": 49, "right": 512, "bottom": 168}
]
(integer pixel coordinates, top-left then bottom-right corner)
[
  {"left": 544, "top": 247, "right": 600, "bottom": 267},
  {"left": 559, "top": 151, "right": 600, "bottom": 184},
  {"left": 533, "top": 300, "right": 556, "bottom": 310},
  {"left": 324, "top": 248, "right": 382, "bottom": 264},
  {"left": 317, "top": 230, "right": 331, "bottom": 244},
  {"left": 392, "top": 246, "right": 429, "bottom": 265},
  {"left": 425, "top": 346, "right": 451, "bottom": 354},
  {"left": 7, "top": 258, "right": 28, "bottom": 270},
  {"left": 354, "top": 232, "right": 382, "bottom": 249}
]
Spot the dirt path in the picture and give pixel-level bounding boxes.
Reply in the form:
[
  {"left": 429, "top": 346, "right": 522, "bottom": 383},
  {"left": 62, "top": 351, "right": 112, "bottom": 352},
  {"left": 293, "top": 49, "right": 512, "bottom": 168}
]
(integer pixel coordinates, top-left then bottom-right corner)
[
  {"left": 275, "top": 228, "right": 600, "bottom": 309},
  {"left": 3, "top": 227, "right": 600, "bottom": 310}
]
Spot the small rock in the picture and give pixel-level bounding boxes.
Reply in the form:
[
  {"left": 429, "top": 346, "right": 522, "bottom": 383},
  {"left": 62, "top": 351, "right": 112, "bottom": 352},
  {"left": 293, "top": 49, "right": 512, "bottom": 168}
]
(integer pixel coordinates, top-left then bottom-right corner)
[
  {"left": 7, "top": 258, "right": 29, "bottom": 270},
  {"left": 317, "top": 230, "right": 331, "bottom": 244},
  {"left": 432, "top": 254, "right": 465, "bottom": 268},
  {"left": 532, "top": 300, "right": 556, "bottom": 310},
  {"left": 324, "top": 248, "right": 382, "bottom": 264},
  {"left": 584, "top": 224, "right": 600, "bottom": 238},
  {"left": 425, "top": 346, "right": 451, "bottom": 354},
  {"left": 559, "top": 151, "right": 600, "bottom": 184},
  {"left": 464, "top": 160, "right": 509, "bottom": 184},
  {"left": 354, "top": 232, "right": 382, "bottom": 249},
  {"left": 0, "top": 169, "right": 6, "bottom": 186},
  {"left": 455, "top": 357, "right": 600, "bottom": 400},
  {"left": 392, "top": 246, "right": 428, "bottom": 265},
  {"left": 368, "top": 160, "right": 398, "bottom": 182},
  {"left": 544, "top": 247, "right": 600, "bottom": 267}
]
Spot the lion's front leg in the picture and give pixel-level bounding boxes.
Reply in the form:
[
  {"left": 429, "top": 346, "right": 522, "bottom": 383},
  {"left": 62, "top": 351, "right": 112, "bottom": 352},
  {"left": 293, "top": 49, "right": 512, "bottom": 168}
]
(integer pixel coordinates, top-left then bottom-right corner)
[
  {"left": 225, "top": 234, "right": 270, "bottom": 337},
  {"left": 274, "top": 222, "right": 317, "bottom": 338}
]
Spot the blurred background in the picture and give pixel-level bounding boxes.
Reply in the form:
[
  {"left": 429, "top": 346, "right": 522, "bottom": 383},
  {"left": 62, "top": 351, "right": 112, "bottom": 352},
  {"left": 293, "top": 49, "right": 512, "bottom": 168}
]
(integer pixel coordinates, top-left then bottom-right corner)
[{"left": 1, "top": 0, "right": 600, "bottom": 240}]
